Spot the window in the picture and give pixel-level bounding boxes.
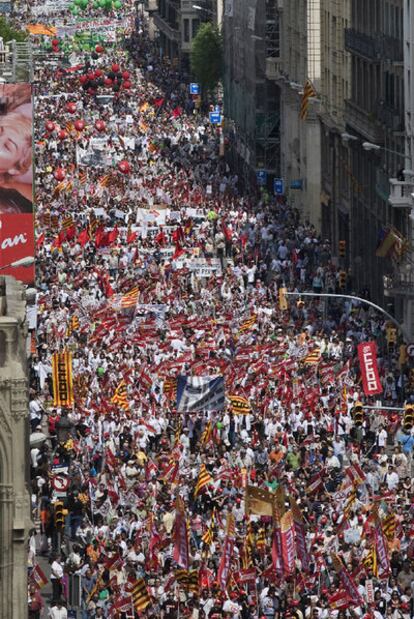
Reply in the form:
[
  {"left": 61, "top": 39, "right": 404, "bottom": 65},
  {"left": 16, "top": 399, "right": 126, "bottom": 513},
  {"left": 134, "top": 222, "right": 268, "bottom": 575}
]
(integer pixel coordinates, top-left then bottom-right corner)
[
  {"left": 183, "top": 18, "right": 190, "bottom": 43},
  {"left": 192, "top": 18, "right": 200, "bottom": 39}
]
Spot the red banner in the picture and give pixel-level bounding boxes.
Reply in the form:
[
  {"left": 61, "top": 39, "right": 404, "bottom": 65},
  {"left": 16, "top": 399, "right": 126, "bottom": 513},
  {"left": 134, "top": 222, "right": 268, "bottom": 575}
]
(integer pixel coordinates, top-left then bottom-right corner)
[
  {"left": 291, "top": 498, "right": 310, "bottom": 572},
  {"left": 357, "top": 341, "right": 382, "bottom": 396},
  {"left": 280, "top": 511, "right": 295, "bottom": 576},
  {"left": 173, "top": 499, "right": 189, "bottom": 570},
  {"left": 0, "top": 214, "right": 34, "bottom": 283},
  {"left": 218, "top": 514, "right": 235, "bottom": 590}
]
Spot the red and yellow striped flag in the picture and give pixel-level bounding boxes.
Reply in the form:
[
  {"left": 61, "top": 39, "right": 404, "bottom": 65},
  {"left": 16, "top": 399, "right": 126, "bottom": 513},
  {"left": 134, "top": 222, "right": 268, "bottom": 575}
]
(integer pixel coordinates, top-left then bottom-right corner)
[
  {"left": 52, "top": 351, "right": 74, "bottom": 407},
  {"left": 121, "top": 287, "right": 139, "bottom": 309},
  {"left": 300, "top": 79, "right": 317, "bottom": 120},
  {"left": 111, "top": 379, "right": 129, "bottom": 411},
  {"left": 131, "top": 578, "right": 151, "bottom": 611},
  {"left": 194, "top": 463, "right": 212, "bottom": 497}
]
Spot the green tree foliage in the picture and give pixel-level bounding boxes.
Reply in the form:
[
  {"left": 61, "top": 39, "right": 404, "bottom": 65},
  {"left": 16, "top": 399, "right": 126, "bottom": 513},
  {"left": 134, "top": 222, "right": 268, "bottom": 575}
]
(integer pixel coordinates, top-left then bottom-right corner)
[
  {"left": 190, "top": 22, "right": 222, "bottom": 97},
  {"left": 0, "top": 16, "right": 27, "bottom": 42}
]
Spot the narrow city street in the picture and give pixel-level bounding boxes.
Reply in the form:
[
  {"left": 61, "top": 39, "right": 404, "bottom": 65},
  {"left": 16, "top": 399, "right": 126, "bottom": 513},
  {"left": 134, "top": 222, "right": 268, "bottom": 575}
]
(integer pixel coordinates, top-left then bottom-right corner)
[{"left": 17, "top": 1, "right": 414, "bottom": 618}]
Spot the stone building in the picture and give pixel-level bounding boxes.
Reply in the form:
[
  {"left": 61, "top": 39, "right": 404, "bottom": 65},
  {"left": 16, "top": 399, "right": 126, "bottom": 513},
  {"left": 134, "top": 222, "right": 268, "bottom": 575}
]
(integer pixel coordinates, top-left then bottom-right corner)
[{"left": 0, "top": 275, "right": 31, "bottom": 619}]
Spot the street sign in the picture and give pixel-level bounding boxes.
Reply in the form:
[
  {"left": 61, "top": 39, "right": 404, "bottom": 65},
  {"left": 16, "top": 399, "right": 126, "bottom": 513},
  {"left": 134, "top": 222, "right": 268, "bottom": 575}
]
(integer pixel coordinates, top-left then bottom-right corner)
[
  {"left": 51, "top": 474, "right": 70, "bottom": 493},
  {"left": 256, "top": 169, "right": 267, "bottom": 186},
  {"left": 407, "top": 343, "right": 414, "bottom": 357},
  {"left": 273, "top": 178, "right": 284, "bottom": 195},
  {"left": 189, "top": 83, "right": 200, "bottom": 95},
  {"left": 209, "top": 111, "right": 221, "bottom": 124}
]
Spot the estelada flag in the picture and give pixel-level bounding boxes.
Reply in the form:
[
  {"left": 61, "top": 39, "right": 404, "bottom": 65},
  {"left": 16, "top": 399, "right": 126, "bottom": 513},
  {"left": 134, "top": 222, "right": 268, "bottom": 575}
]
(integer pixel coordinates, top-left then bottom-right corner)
[
  {"left": 245, "top": 485, "right": 273, "bottom": 517},
  {"left": 30, "top": 563, "right": 48, "bottom": 589},
  {"left": 52, "top": 351, "right": 74, "bottom": 407}
]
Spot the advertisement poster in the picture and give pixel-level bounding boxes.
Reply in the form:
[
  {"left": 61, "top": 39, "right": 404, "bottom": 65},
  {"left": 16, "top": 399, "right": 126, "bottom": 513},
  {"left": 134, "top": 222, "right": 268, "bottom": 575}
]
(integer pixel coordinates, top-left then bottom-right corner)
[{"left": 0, "top": 84, "right": 34, "bottom": 283}]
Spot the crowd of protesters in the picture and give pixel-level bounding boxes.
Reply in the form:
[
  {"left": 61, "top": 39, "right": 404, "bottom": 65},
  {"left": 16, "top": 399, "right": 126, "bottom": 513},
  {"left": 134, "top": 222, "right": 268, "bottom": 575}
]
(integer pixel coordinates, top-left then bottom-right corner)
[{"left": 23, "top": 3, "right": 414, "bottom": 619}]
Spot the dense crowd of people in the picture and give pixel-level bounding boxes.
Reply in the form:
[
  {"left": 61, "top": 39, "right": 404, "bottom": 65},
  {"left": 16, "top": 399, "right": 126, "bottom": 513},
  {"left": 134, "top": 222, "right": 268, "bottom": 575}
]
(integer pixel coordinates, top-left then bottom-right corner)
[{"left": 22, "top": 3, "right": 414, "bottom": 619}]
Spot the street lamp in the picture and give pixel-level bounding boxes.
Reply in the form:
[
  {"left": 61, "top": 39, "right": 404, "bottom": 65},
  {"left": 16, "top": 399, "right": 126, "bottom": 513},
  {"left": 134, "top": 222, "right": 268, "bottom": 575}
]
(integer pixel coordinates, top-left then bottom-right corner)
[
  {"left": 192, "top": 4, "right": 213, "bottom": 13},
  {"left": 55, "top": 410, "right": 74, "bottom": 444},
  {"left": 0, "top": 256, "right": 35, "bottom": 271},
  {"left": 362, "top": 141, "right": 410, "bottom": 162}
]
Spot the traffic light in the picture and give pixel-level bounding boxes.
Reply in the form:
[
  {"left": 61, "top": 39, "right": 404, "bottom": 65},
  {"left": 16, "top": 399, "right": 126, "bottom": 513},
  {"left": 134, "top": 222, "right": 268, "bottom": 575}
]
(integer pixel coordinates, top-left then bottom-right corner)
[
  {"left": 339, "top": 240, "right": 346, "bottom": 258},
  {"left": 338, "top": 271, "right": 347, "bottom": 289},
  {"left": 278, "top": 287, "right": 288, "bottom": 311},
  {"left": 352, "top": 401, "right": 364, "bottom": 427},
  {"left": 54, "top": 500, "right": 68, "bottom": 530},
  {"left": 403, "top": 404, "right": 414, "bottom": 432}
]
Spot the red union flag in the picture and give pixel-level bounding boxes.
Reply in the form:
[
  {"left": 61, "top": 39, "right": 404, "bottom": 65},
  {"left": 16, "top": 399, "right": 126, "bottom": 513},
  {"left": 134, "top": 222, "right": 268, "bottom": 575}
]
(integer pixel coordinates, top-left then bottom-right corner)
[{"left": 358, "top": 341, "right": 382, "bottom": 396}]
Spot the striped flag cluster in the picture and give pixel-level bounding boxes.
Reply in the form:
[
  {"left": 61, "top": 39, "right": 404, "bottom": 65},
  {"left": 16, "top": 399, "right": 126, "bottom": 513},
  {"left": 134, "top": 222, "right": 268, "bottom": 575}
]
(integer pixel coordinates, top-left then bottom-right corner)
[
  {"left": 239, "top": 315, "right": 257, "bottom": 333},
  {"left": 228, "top": 395, "right": 251, "bottom": 415},
  {"left": 121, "top": 287, "right": 139, "bottom": 309},
  {"left": 194, "top": 463, "right": 212, "bottom": 497},
  {"left": 175, "top": 569, "right": 199, "bottom": 595},
  {"left": 131, "top": 578, "right": 151, "bottom": 611},
  {"left": 300, "top": 79, "right": 317, "bottom": 120},
  {"left": 111, "top": 379, "right": 129, "bottom": 411},
  {"left": 382, "top": 513, "right": 396, "bottom": 540}
]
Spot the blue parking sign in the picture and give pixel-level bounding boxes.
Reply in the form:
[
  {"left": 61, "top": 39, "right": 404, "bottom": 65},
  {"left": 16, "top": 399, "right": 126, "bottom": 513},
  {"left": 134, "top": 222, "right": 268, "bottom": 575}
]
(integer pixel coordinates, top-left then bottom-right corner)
[
  {"left": 209, "top": 112, "right": 221, "bottom": 124},
  {"left": 190, "top": 83, "right": 200, "bottom": 95},
  {"left": 273, "top": 178, "right": 284, "bottom": 195},
  {"left": 256, "top": 170, "right": 267, "bottom": 186}
]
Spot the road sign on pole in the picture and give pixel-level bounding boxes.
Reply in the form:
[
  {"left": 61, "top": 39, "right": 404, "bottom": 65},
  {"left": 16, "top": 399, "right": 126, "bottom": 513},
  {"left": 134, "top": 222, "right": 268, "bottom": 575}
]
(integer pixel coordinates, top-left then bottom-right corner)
[
  {"left": 256, "top": 170, "right": 267, "bottom": 186},
  {"left": 209, "top": 111, "right": 221, "bottom": 124},
  {"left": 273, "top": 178, "right": 284, "bottom": 195},
  {"left": 189, "top": 83, "right": 200, "bottom": 95}
]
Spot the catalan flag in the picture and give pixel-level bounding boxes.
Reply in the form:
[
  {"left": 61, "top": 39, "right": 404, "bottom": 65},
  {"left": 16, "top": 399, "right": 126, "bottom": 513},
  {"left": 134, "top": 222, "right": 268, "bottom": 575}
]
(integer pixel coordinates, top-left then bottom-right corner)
[
  {"left": 88, "top": 212, "right": 99, "bottom": 236},
  {"left": 382, "top": 513, "right": 396, "bottom": 541},
  {"left": 300, "top": 79, "right": 317, "bottom": 120},
  {"left": 174, "top": 418, "right": 182, "bottom": 446},
  {"left": 239, "top": 315, "right": 257, "bottom": 333},
  {"left": 66, "top": 121, "right": 75, "bottom": 133},
  {"left": 200, "top": 420, "right": 213, "bottom": 445},
  {"left": 228, "top": 395, "right": 251, "bottom": 415},
  {"left": 66, "top": 314, "right": 80, "bottom": 337},
  {"left": 131, "top": 578, "right": 151, "bottom": 611},
  {"left": 362, "top": 546, "right": 378, "bottom": 577},
  {"left": 163, "top": 377, "right": 178, "bottom": 401},
  {"left": 256, "top": 527, "right": 266, "bottom": 552},
  {"left": 79, "top": 170, "right": 87, "bottom": 184},
  {"left": 121, "top": 287, "right": 139, "bottom": 309},
  {"left": 303, "top": 348, "right": 321, "bottom": 365},
  {"left": 194, "top": 463, "right": 212, "bottom": 497},
  {"left": 53, "top": 180, "right": 73, "bottom": 195},
  {"left": 202, "top": 509, "right": 216, "bottom": 547},
  {"left": 343, "top": 485, "right": 357, "bottom": 520},
  {"left": 175, "top": 569, "right": 199, "bottom": 595},
  {"left": 62, "top": 215, "right": 74, "bottom": 230},
  {"left": 111, "top": 379, "right": 129, "bottom": 411},
  {"left": 99, "top": 173, "right": 112, "bottom": 188}
]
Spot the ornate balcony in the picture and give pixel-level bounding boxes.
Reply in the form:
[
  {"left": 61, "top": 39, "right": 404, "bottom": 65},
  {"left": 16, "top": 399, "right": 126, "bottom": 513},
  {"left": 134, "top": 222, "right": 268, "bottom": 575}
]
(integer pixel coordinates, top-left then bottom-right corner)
[{"left": 388, "top": 178, "right": 413, "bottom": 209}]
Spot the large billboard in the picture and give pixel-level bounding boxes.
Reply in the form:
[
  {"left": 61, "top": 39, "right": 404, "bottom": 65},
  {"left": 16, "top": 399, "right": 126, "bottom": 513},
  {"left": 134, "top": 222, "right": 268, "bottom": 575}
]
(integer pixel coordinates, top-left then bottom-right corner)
[{"left": 0, "top": 84, "right": 34, "bottom": 284}]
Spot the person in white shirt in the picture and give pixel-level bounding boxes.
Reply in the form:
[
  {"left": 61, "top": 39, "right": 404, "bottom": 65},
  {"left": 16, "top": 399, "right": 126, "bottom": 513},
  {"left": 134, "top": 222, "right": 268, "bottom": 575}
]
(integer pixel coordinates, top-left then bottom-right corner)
[
  {"left": 383, "top": 464, "right": 399, "bottom": 491},
  {"left": 48, "top": 600, "right": 68, "bottom": 619},
  {"left": 50, "top": 555, "right": 64, "bottom": 602},
  {"left": 377, "top": 425, "right": 388, "bottom": 449}
]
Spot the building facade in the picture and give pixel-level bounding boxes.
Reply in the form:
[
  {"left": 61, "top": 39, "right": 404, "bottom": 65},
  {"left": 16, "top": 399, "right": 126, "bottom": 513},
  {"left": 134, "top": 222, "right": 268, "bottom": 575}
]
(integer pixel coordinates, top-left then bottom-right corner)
[
  {"left": 345, "top": 0, "right": 407, "bottom": 305},
  {"left": 0, "top": 276, "right": 31, "bottom": 619},
  {"left": 153, "top": 0, "right": 202, "bottom": 67},
  {"left": 319, "top": 0, "right": 351, "bottom": 258},
  {"left": 223, "top": 0, "right": 281, "bottom": 188},
  {"left": 278, "top": 0, "right": 323, "bottom": 229}
]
